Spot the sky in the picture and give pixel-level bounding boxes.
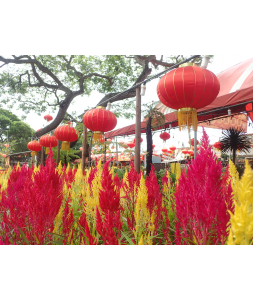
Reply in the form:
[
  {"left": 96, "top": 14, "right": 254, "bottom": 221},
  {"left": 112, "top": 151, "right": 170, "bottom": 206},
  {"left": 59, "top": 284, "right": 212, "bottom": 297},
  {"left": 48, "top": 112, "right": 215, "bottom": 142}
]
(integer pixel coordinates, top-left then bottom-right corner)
[{"left": 4, "top": 54, "right": 253, "bottom": 152}]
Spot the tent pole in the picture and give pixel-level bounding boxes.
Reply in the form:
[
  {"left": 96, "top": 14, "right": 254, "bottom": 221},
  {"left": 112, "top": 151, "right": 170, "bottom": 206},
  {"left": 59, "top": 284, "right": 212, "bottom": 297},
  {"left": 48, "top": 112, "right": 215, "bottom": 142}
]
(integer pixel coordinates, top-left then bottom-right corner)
[
  {"left": 135, "top": 86, "right": 141, "bottom": 173},
  {"left": 194, "top": 130, "right": 197, "bottom": 158}
]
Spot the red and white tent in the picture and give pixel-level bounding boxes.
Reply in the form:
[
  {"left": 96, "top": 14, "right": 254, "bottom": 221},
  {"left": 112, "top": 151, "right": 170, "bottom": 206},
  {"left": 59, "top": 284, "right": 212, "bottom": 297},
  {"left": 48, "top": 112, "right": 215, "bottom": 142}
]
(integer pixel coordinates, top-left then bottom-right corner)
[{"left": 105, "top": 58, "right": 253, "bottom": 138}]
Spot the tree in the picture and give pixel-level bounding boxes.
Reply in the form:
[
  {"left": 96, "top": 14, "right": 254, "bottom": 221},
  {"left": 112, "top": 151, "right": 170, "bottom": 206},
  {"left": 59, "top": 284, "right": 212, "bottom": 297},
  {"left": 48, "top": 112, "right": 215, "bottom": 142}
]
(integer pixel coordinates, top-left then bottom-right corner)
[
  {"left": 0, "top": 108, "right": 35, "bottom": 153},
  {"left": 143, "top": 102, "right": 165, "bottom": 175},
  {"left": 220, "top": 128, "right": 252, "bottom": 164},
  {"left": 0, "top": 55, "right": 202, "bottom": 140}
]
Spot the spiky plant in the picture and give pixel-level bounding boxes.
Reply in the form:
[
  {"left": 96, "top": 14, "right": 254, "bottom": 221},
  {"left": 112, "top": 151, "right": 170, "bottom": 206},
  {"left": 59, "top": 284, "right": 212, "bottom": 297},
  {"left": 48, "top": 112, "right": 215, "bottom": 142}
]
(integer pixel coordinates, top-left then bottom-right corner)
[
  {"left": 143, "top": 101, "right": 165, "bottom": 175},
  {"left": 220, "top": 128, "right": 252, "bottom": 164}
]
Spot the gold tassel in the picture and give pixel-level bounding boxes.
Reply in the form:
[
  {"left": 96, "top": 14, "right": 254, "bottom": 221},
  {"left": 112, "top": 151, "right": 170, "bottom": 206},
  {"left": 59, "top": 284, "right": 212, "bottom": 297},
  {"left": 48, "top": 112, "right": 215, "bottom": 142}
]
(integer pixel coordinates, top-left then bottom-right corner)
[
  {"left": 45, "top": 147, "right": 49, "bottom": 154},
  {"left": 93, "top": 131, "right": 105, "bottom": 144},
  {"left": 61, "top": 141, "right": 70, "bottom": 151},
  {"left": 31, "top": 151, "right": 37, "bottom": 157},
  {"left": 178, "top": 108, "right": 197, "bottom": 131}
]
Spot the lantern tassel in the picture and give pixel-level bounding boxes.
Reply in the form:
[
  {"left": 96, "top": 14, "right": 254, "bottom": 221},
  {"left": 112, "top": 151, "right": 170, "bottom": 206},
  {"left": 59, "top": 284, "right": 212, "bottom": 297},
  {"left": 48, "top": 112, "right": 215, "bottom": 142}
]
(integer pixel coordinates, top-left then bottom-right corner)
[
  {"left": 31, "top": 151, "right": 37, "bottom": 157},
  {"left": 93, "top": 131, "right": 105, "bottom": 144},
  {"left": 178, "top": 108, "right": 197, "bottom": 131},
  {"left": 45, "top": 147, "right": 49, "bottom": 154},
  {"left": 61, "top": 141, "right": 70, "bottom": 151}
]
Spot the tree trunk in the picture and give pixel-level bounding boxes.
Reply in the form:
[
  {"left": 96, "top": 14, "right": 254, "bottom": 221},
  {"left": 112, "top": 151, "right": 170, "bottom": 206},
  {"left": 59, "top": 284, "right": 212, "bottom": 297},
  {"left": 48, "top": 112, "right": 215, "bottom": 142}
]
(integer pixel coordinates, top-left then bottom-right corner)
[
  {"left": 146, "top": 117, "right": 153, "bottom": 175},
  {"left": 233, "top": 149, "right": 236, "bottom": 165}
]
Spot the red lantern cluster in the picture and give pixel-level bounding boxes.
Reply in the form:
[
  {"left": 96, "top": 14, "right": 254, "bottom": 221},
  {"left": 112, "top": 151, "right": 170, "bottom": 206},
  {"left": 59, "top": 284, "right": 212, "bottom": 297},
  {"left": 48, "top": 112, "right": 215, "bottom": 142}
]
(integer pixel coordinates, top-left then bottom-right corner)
[
  {"left": 44, "top": 114, "right": 53, "bottom": 122},
  {"left": 54, "top": 125, "right": 78, "bottom": 151},
  {"left": 160, "top": 132, "right": 170, "bottom": 143},
  {"left": 27, "top": 141, "right": 42, "bottom": 156},
  {"left": 39, "top": 135, "right": 58, "bottom": 154},
  {"left": 83, "top": 106, "right": 117, "bottom": 144},
  {"left": 157, "top": 64, "right": 220, "bottom": 131}
]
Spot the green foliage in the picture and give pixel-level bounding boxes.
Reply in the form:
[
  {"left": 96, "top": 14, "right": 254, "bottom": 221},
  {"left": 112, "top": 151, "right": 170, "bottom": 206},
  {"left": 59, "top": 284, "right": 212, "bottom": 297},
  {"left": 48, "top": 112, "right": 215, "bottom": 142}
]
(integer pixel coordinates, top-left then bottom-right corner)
[
  {"left": 154, "top": 168, "right": 166, "bottom": 188},
  {"left": 0, "top": 108, "right": 35, "bottom": 153},
  {"left": 52, "top": 147, "right": 80, "bottom": 166}
]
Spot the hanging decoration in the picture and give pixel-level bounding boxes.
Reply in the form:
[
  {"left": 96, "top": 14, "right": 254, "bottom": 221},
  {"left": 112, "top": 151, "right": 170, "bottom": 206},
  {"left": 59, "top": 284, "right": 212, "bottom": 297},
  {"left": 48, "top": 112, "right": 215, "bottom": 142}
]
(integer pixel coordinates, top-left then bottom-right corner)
[
  {"left": 54, "top": 125, "right": 78, "bottom": 151},
  {"left": 189, "top": 138, "right": 199, "bottom": 146},
  {"left": 133, "top": 137, "right": 143, "bottom": 143},
  {"left": 39, "top": 135, "right": 58, "bottom": 154},
  {"left": 127, "top": 142, "right": 135, "bottom": 148},
  {"left": 80, "top": 147, "right": 83, "bottom": 151},
  {"left": 160, "top": 132, "right": 170, "bottom": 143},
  {"left": 152, "top": 144, "right": 155, "bottom": 149},
  {"left": 27, "top": 141, "right": 42, "bottom": 156},
  {"left": 157, "top": 63, "right": 220, "bottom": 131},
  {"left": 4, "top": 144, "right": 9, "bottom": 148},
  {"left": 44, "top": 114, "right": 53, "bottom": 122},
  {"left": 170, "top": 145, "right": 176, "bottom": 151},
  {"left": 83, "top": 106, "right": 117, "bottom": 144},
  {"left": 161, "top": 148, "right": 167, "bottom": 153}
]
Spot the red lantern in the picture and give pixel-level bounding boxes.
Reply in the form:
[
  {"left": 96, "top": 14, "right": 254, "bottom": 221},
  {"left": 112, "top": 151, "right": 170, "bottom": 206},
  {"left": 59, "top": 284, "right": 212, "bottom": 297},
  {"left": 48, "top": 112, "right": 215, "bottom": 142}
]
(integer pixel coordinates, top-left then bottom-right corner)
[
  {"left": 162, "top": 148, "right": 167, "bottom": 153},
  {"left": 83, "top": 106, "right": 117, "bottom": 144},
  {"left": 4, "top": 143, "right": 9, "bottom": 148},
  {"left": 111, "top": 146, "right": 115, "bottom": 150},
  {"left": 127, "top": 142, "right": 135, "bottom": 148},
  {"left": 106, "top": 150, "right": 110, "bottom": 153},
  {"left": 27, "top": 141, "right": 42, "bottom": 156},
  {"left": 189, "top": 138, "right": 199, "bottom": 146},
  {"left": 182, "top": 149, "right": 188, "bottom": 154},
  {"left": 213, "top": 142, "right": 223, "bottom": 151},
  {"left": 44, "top": 114, "right": 53, "bottom": 122},
  {"left": 160, "top": 132, "right": 170, "bottom": 143},
  {"left": 170, "top": 145, "right": 176, "bottom": 151},
  {"left": 39, "top": 135, "right": 58, "bottom": 154},
  {"left": 157, "top": 64, "right": 220, "bottom": 131},
  {"left": 36, "top": 129, "right": 42, "bottom": 132},
  {"left": 152, "top": 144, "right": 155, "bottom": 149},
  {"left": 133, "top": 137, "right": 143, "bottom": 143},
  {"left": 80, "top": 147, "right": 83, "bottom": 151},
  {"left": 189, "top": 150, "right": 194, "bottom": 156},
  {"left": 2, "top": 154, "right": 6, "bottom": 158},
  {"left": 246, "top": 103, "right": 253, "bottom": 122},
  {"left": 54, "top": 125, "right": 78, "bottom": 151}
]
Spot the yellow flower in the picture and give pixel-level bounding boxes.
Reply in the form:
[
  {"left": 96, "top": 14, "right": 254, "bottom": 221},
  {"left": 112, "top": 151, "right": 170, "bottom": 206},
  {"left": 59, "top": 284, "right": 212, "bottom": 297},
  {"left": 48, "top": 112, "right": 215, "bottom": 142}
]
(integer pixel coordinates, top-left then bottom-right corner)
[{"left": 228, "top": 160, "right": 253, "bottom": 245}]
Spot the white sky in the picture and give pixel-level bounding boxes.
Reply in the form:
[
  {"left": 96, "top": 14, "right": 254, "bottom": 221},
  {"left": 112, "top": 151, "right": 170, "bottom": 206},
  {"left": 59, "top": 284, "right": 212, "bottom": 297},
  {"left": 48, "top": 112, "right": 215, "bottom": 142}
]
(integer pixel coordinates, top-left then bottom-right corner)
[{"left": 6, "top": 55, "right": 253, "bottom": 152}]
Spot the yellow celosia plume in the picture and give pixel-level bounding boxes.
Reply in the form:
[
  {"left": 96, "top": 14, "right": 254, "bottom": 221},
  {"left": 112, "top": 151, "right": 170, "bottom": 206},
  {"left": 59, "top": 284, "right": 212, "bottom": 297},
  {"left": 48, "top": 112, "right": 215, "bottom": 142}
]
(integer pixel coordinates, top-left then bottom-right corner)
[{"left": 228, "top": 160, "right": 253, "bottom": 245}]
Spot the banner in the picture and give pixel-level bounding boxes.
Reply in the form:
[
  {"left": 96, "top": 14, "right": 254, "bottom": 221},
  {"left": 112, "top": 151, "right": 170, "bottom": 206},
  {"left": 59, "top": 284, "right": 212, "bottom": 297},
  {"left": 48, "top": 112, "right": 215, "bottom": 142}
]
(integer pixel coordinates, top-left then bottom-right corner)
[{"left": 199, "top": 113, "right": 247, "bottom": 132}]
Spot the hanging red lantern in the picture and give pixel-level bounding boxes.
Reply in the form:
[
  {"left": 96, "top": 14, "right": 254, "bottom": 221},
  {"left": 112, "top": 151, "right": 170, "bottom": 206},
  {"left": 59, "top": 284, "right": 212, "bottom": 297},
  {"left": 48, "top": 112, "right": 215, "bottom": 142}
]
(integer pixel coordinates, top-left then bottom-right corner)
[
  {"left": 182, "top": 149, "right": 188, "bottom": 154},
  {"left": 162, "top": 148, "right": 167, "bottom": 153},
  {"left": 213, "top": 142, "right": 223, "bottom": 151},
  {"left": 170, "top": 145, "right": 176, "bottom": 151},
  {"left": 111, "top": 146, "right": 115, "bottom": 150},
  {"left": 27, "top": 141, "right": 42, "bottom": 156},
  {"left": 189, "top": 138, "right": 199, "bottom": 146},
  {"left": 80, "top": 147, "right": 83, "bottom": 151},
  {"left": 160, "top": 132, "right": 170, "bottom": 143},
  {"left": 2, "top": 154, "right": 6, "bottom": 158},
  {"left": 44, "top": 114, "right": 53, "bottom": 122},
  {"left": 157, "top": 64, "right": 220, "bottom": 131},
  {"left": 152, "top": 144, "right": 155, "bottom": 149},
  {"left": 4, "top": 143, "right": 9, "bottom": 148},
  {"left": 127, "top": 142, "right": 135, "bottom": 148},
  {"left": 54, "top": 125, "right": 78, "bottom": 151},
  {"left": 133, "top": 137, "right": 143, "bottom": 143},
  {"left": 189, "top": 150, "right": 194, "bottom": 156},
  {"left": 246, "top": 103, "right": 253, "bottom": 122},
  {"left": 83, "top": 106, "right": 117, "bottom": 144},
  {"left": 39, "top": 135, "right": 58, "bottom": 154},
  {"left": 106, "top": 150, "right": 110, "bottom": 153}
]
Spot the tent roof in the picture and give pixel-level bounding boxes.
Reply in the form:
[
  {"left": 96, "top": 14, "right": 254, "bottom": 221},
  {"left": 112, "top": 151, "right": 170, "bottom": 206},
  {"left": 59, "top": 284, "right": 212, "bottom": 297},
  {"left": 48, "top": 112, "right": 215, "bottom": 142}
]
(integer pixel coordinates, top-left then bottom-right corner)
[{"left": 105, "top": 58, "right": 253, "bottom": 138}]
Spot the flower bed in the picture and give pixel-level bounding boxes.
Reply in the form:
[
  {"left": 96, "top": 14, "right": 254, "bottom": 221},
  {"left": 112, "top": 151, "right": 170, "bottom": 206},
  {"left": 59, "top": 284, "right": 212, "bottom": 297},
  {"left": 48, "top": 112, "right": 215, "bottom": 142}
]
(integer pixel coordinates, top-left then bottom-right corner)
[{"left": 0, "top": 129, "right": 252, "bottom": 245}]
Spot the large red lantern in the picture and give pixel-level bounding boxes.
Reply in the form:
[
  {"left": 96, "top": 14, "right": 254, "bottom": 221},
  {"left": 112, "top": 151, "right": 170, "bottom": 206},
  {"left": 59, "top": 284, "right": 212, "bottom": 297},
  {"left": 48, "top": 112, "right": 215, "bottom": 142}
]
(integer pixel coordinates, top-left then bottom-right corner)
[
  {"left": 39, "top": 135, "right": 58, "bottom": 154},
  {"left": 44, "top": 114, "right": 53, "bottom": 122},
  {"left": 27, "top": 141, "right": 42, "bottom": 156},
  {"left": 157, "top": 64, "right": 220, "bottom": 131},
  {"left": 160, "top": 132, "right": 170, "bottom": 143},
  {"left": 54, "top": 125, "right": 78, "bottom": 151},
  {"left": 83, "top": 106, "right": 117, "bottom": 144}
]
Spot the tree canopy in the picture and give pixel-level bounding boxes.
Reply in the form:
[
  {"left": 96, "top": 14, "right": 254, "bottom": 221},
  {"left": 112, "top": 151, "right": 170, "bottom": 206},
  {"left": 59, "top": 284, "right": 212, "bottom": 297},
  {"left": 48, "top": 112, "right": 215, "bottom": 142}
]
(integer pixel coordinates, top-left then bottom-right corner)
[
  {"left": 0, "top": 108, "right": 35, "bottom": 153},
  {"left": 0, "top": 55, "right": 203, "bottom": 139}
]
